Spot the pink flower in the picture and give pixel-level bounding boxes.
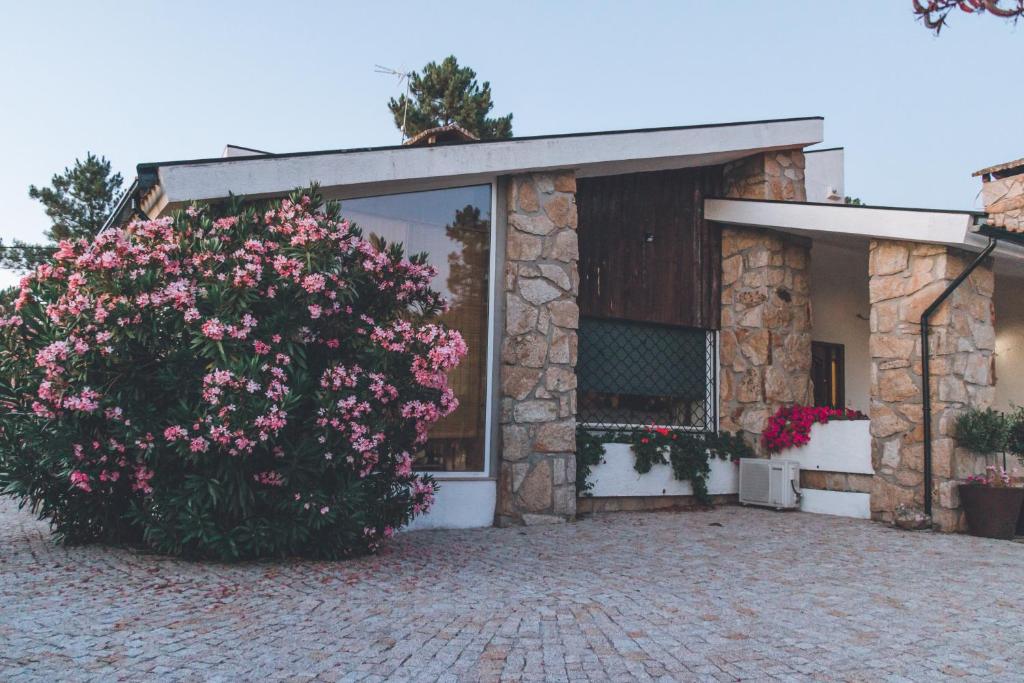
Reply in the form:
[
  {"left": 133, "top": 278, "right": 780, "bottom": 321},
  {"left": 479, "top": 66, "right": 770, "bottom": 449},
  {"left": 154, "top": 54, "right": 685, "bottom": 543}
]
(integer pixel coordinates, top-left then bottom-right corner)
[
  {"left": 302, "top": 273, "right": 326, "bottom": 293},
  {"left": 69, "top": 471, "right": 92, "bottom": 492},
  {"left": 201, "top": 318, "right": 225, "bottom": 340},
  {"left": 164, "top": 425, "right": 188, "bottom": 442},
  {"left": 189, "top": 437, "right": 209, "bottom": 453}
]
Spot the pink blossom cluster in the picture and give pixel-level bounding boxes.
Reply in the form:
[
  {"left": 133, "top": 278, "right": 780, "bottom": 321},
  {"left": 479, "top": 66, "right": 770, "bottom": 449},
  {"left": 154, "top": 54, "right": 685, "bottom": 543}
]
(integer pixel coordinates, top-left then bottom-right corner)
[
  {"left": 762, "top": 405, "right": 867, "bottom": 454},
  {"left": 5, "top": 191, "right": 464, "bottom": 550},
  {"left": 964, "top": 465, "right": 1015, "bottom": 488}
]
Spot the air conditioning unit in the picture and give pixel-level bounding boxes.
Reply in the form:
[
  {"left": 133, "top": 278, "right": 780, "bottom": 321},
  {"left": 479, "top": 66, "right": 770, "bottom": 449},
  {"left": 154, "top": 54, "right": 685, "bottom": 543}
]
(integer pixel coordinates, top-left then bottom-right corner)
[{"left": 739, "top": 458, "right": 801, "bottom": 510}]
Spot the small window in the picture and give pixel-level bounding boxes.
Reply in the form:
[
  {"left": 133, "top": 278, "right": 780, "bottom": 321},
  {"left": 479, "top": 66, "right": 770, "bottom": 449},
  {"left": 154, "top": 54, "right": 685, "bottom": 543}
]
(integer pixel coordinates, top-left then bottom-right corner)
[
  {"left": 577, "top": 317, "right": 716, "bottom": 431},
  {"left": 811, "top": 341, "right": 845, "bottom": 409}
]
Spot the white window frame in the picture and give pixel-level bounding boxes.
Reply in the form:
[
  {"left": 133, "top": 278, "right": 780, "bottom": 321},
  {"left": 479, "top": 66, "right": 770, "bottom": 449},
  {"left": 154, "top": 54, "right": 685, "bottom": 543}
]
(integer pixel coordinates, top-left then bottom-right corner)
[
  {"left": 430, "top": 179, "right": 498, "bottom": 480},
  {"left": 342, "top": 180, "right": 498, "bottom": 480}
]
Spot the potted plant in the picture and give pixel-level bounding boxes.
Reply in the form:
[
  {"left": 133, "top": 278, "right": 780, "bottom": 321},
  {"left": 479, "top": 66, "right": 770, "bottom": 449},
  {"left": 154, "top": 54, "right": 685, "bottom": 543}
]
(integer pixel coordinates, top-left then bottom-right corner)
[
  {"left": 1005, "top": 406, "right": 1024, "bottom": 535},
  {"left": 954, "top": 408, "right": 1024, "bottom": 540}
]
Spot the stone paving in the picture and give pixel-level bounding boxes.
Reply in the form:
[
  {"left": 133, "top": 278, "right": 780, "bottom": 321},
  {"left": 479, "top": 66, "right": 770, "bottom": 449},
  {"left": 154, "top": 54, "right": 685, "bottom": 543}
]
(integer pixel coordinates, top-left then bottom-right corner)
[{"left": 2, "top": 498, "right": 1023, "bottom": 682}]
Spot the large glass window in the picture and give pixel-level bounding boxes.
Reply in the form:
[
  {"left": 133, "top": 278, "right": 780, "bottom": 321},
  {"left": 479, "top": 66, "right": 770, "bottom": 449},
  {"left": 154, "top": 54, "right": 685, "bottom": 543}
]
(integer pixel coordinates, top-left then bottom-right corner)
[
  {"left": 577, "top": 317, "right": 716, "bottom": 431},
  {"left": 343, "top": 185, "right": 491, "bottom": 472}
]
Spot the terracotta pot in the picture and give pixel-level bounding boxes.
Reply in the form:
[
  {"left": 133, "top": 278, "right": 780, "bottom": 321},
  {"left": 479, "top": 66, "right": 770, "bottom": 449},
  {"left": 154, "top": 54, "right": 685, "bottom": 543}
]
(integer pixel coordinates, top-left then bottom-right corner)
[{"left": 959, "top": 485, "right": 1024, "bottom": 540}]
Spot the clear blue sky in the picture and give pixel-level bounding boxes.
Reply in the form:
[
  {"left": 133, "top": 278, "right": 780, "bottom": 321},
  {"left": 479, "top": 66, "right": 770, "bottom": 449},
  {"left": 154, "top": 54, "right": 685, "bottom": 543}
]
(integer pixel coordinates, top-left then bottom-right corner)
[{"left": 1, "top": 0, "right": 1020, "bottom": 285}]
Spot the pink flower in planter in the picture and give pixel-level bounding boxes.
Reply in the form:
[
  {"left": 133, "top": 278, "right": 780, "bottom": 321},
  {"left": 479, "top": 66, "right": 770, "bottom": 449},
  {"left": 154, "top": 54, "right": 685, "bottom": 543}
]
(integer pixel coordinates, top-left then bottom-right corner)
[{"left": 762, "top": 405, "right": 867, "bottom": 454}]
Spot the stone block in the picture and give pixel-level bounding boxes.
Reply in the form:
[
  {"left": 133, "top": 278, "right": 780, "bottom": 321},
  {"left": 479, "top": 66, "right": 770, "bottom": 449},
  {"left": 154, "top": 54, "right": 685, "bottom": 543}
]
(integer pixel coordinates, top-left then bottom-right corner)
[
  {"left": 507, "top": 230, "right": 542, "bottom": 261},
  {"left": 516, "top": 460, "right": 552, "bottom": 512},
  {"left": 544, "top": 366, "right": 576, "bottom": 392},
  {"left": 516, "top": 179, "right": 539, "bottom": 213},
  {"left": 538, "top": 263, "right": 572, "bottom": 291},
  {"left": 502, "top": 366, "right": 542, "bottom": 400},
  {"left": 508, "top": 333, "right": 548, "bottom": 368},
  {"left": 547, "top": 300, "right": 579, "bottom": 329},
  {"left": 544, "top": 230, "right": 578, "bottom": 263},
  {"left": 502, "top": 425, "right": 531, "bottom": 462},
  {"left": 510, "top": 212, "right": 554, "bottom": 236},
  {"left": 543, "top": 194, "right": 577, "bottom": 229},
  {"left": 506, "top": 297, "right": 538, "bottom": 336},
  {"left": 514, "top": 400, "right": 558, "bottom": 423},
  {"left": 870, "top": 242, "right": 910, "bottom": 276},
  {"left": 520, "top": 278, "right": 562, "bottom": 305}
]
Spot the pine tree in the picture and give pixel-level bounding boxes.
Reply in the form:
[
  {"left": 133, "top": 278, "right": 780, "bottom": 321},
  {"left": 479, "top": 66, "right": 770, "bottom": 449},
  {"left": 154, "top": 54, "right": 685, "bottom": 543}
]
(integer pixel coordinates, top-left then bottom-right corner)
[
  {"left": 1, "top": 153, "right": 124, "bottom": 271},
  {"left": 388, "top": 56, "right": 513, "bottom": 141}
]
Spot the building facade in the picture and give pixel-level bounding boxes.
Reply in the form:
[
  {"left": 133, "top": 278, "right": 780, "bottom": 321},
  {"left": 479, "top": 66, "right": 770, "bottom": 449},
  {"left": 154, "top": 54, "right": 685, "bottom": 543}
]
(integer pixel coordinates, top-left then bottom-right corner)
[{"left": 118, "top": 118, "right": 1024, "bottom": 532}]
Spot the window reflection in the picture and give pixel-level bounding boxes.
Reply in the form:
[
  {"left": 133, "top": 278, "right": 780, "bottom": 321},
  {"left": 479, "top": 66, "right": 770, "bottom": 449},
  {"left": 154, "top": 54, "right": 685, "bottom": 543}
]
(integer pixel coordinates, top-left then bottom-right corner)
[{"left": 343, "top": 185, "right": 491, "bottom": 472}]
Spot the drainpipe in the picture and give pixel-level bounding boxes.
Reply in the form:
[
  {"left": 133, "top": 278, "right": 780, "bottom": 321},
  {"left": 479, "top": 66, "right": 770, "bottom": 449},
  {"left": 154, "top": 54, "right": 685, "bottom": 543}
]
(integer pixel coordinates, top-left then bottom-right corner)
[{"left": 920, "top": 237, "right": 996, "bottom": 518}]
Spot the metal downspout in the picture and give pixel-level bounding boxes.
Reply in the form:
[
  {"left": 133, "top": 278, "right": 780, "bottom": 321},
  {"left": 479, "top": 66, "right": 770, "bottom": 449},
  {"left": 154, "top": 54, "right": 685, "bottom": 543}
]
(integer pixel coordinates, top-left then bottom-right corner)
[{"left": 920, "top": 238, "right": 996, "bottom": 518}]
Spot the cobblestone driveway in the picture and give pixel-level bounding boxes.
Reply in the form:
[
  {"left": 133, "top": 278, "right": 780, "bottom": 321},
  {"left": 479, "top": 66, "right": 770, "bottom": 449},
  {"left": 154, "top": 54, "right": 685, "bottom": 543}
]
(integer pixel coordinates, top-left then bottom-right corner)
[{"left": 2, "top": 498, "right": 1023, "bottom": 682}]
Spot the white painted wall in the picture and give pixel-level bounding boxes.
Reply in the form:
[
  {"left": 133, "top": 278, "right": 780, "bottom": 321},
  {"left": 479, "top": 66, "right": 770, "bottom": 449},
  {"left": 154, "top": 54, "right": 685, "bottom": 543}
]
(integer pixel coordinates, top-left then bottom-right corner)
[
  {"left": 404, "top": 479, "right": 496, "bottom": 531},
  {"left": 800, "top": 489, "right": 871, "bottom": 519},
  {"left": 804, "top": 148, "right": 844, "bottom": 203},
  {"left": 995, "top": 272, "right": 1024, "bottom": 413},
  {"left": 772, "top": 420, "right": 873, "bottom": 475},
  {"left": 810, "top": 239, "right": 871, "bottom": 412},
  {"left": 587, "top": 443, "right": 738, "bottom": 497}
]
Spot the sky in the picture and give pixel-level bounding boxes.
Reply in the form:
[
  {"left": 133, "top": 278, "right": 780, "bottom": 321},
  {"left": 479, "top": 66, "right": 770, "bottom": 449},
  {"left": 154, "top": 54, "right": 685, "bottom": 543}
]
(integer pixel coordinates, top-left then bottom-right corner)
[{"left": 0, "top": 1, "right": 1021, "bottom": 287}]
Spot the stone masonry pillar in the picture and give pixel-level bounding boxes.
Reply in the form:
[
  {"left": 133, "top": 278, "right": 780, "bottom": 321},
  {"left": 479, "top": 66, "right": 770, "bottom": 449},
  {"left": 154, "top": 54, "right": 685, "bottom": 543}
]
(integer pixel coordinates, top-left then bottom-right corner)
[
  {"left": 719, "top": 229, "right": 812, "bottom": 445},
  {"left": 497, "top": 172, "right": 579, "bottom": 526},
  {"left": 868, "top": 240, "right": 995, "bottom": 531},
  {"left": 718, "top": 149, "right": 812, "bottom": 446}
]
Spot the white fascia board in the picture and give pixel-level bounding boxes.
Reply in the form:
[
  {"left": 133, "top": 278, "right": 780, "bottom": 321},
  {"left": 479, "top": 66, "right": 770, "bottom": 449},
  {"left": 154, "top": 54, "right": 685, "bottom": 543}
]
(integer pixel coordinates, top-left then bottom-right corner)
[
  {"left": 154, "top": 118, "right": 823, "bottom": 204},
  {"left": 705, "top": 198, "right": 975, "bottom": 247}
]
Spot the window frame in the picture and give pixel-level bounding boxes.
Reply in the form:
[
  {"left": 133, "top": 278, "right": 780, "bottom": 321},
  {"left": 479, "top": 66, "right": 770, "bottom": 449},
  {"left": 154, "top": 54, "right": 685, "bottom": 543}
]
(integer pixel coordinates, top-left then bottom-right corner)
[{"left": 342, "top": 180, "right": 498, "bottom": 479}]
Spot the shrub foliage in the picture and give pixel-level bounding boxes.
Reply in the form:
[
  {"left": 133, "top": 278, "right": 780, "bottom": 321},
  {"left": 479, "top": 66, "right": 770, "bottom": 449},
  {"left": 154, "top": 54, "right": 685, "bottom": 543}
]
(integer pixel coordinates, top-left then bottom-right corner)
[{"left": 0, "top": 188, "right": 465, "bottom": 560}]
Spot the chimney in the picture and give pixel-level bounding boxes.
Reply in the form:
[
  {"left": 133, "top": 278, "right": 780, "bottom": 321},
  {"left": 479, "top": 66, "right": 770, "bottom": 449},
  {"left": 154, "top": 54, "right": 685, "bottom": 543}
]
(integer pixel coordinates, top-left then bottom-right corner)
[
  {"left": 403, "top": 123, "right": 479, "bottom": 147},
  {"left": 974, "top": 158, "right": 1024, "bottom": 232}
]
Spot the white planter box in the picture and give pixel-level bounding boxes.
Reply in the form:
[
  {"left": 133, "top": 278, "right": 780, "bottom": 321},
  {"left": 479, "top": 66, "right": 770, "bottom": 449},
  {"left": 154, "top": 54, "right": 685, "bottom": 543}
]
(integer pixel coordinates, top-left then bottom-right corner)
[
  {"left": 587, "top": 443, "right": 738, "bottom": 498},
  {"left": 772, "top": 420, "right": 873, "bottom": 475}
]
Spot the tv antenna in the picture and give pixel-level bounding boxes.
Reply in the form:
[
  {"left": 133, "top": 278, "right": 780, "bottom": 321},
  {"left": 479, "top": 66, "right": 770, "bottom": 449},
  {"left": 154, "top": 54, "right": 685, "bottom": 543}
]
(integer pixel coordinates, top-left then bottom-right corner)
[{"left": 375, "top": 64, "right": 414, "bottom": 143}]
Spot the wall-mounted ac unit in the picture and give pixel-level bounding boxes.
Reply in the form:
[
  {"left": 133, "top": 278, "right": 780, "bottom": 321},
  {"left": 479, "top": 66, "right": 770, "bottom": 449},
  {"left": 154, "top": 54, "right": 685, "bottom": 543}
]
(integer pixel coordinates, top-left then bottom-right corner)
[{"left": 739, "top": 458, "right": 801, "bottom": 510}]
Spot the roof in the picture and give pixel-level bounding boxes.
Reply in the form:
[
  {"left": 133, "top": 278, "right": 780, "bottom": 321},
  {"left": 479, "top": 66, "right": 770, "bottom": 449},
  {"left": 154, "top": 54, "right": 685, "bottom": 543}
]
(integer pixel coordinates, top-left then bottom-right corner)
[
  {"left": 134, "top": 116, "right": 824, "bottom": 216},
  {"left": 973, "top": 157, "right": 1024, "bottom": 178},
  {"left": 704, "top": 197, "right": 1007, "bottom": 252}
]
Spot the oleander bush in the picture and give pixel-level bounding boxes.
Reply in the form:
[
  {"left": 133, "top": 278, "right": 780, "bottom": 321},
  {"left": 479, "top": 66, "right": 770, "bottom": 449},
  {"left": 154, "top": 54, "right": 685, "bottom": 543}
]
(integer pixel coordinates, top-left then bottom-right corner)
[{"left": 0, "top": 187, "right": 464, "bottom": 560}]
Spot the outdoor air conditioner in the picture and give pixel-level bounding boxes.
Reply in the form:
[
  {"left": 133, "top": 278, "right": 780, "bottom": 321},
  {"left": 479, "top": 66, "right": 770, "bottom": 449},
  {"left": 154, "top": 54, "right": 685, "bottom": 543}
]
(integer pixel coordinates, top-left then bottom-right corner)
[{"left": 738, "top": 458, "right": 801, "bottom": 510}]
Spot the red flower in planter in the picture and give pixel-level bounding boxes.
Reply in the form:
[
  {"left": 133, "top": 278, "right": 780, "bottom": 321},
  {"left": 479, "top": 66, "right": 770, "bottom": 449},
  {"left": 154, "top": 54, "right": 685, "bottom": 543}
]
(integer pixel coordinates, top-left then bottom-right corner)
[{"left": 761, "top": 405, "right": 866, "bottom": 454}]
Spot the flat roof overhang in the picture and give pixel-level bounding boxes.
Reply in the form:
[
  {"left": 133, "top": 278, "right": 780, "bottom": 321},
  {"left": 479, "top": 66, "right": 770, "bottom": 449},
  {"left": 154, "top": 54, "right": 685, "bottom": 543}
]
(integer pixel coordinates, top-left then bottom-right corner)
[
  {"left": 705, "top": 197, "right": 1024, "bottom": 269},
  {"left": 136, "top": 117, "right": 824, "bottom": 217}
]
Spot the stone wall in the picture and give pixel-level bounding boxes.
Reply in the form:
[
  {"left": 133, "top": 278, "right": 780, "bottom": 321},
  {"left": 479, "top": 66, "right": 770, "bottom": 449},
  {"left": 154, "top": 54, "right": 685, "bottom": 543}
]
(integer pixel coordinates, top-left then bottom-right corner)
[
  {"left": 718, "top": 148, "right": 813, "bottom": 446},
  {"left": 719, "top": 229, "right": 813, "bottom": 445},
  {"left": 979, "top": 172, "right": 1024, "bottom": 232},
  {"left": 497, "top": 172, "right": 579, "bottom": 526},
  {"left": 723, "top": 150, "right": 808, "bottom": 202},
  {"left": 867, "top": 240, "right": 995, "bottom": 531}
]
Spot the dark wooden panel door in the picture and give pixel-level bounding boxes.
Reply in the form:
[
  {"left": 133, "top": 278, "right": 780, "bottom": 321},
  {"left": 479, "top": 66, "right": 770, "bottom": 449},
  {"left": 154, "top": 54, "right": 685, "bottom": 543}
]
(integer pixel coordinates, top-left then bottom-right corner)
[{"left": 577, "top": 168, "right": 720, "bottom": 328}]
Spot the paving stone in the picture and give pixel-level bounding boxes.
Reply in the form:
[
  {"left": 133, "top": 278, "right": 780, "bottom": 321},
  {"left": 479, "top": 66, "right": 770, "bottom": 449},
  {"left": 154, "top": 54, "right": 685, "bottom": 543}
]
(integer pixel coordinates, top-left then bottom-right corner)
[{"left": 1, "top": 499, "right": 1023, "bottom": 681}]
